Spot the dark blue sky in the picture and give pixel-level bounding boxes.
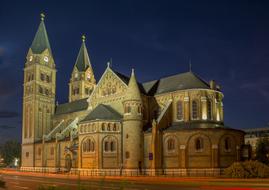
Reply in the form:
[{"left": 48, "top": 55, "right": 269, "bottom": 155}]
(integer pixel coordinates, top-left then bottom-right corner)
[{"left": 0, "top": 0, "right": 268, "bottom": 142}]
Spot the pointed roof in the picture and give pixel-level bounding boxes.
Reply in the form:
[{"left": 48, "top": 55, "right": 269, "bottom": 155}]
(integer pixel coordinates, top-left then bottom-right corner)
[
  {"left": 30, "top": 14, "right": 52, "bottom": 54},
  {"left": 81, "top": 104, "right": 122, "bottom": 122},
  {"left": 125, "top": 69, "right": 142, "bottom": 101},
  {"left": 74, "top": 35, "right": 92, "bottom": 72}
]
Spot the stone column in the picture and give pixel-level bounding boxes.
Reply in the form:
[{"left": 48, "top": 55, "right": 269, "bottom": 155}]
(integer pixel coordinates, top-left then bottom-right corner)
[
  {"left": 184, "top": 97, "right": 190, "bottom": 122},
  {"left": 201, "top": 96, "right": 207, "bottom": 120}
]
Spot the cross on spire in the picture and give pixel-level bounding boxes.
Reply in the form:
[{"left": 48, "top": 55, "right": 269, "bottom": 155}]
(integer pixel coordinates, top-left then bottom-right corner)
[
  {"left": 189, "top": 57, "right": 192, "bottom": 72},
  {"left": 40, "top": 13, "right": 45, "bottom": 21}
]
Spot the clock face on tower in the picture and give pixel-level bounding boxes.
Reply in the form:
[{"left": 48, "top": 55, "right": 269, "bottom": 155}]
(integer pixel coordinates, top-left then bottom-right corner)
[
  {"left": 44, "top": 56, "right": 49, "bottom": 62},
  {"left": 29, "top": 56, "right": 33, "bottom": 62}
]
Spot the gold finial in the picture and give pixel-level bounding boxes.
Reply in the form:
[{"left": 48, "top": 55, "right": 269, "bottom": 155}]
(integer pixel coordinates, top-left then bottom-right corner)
[
  {"left": 82, "top": 35, "right": 86, "bottom": 42},
  {"left": 40, "top": 13, "right": 45, "bottom": 21}
]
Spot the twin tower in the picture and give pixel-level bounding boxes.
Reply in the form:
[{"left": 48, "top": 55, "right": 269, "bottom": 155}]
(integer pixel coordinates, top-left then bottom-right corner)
[
  {"left": 22, "top": 14, "right": 144, "bottom": 170},
  {"left": 22, "top": 14, "right": 97, "bottom": 148}
]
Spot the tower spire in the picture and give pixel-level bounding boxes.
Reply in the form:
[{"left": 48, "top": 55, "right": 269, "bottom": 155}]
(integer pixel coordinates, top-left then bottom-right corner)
[
  {"left": 30, "top": 13, "right": 51, "bottom": 54},
  {"left": 74, "top": 35, "right": 92, "bottom": 72}
]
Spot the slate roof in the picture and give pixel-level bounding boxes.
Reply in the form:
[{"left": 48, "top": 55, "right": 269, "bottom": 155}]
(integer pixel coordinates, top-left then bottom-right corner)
[
  {"left": 112, "top": 70, "right": 211, "bottom": 96},
  {"left": 54, "top": 98, "right": 88, "bottom": 115},
  {"left": 31, "top": 20, "right": 52, "bottom": 54},
  {"left": 74, "top": 41, "right": 92, "bottom": 72},
  {"left": 81, "top": 104, "right": 122, "bottom": 122},
  {"left": 142, "top": 71, "right": 211, "bottom": 95}
]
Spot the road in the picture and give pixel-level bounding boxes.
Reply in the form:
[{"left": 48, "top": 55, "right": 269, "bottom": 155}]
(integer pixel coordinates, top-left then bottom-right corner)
[
  {"left": 0, "top": 173, "right": 201, "bottom": 190},
  {"left": 1, "top": 172, "right": 269, "bottom": 190}
]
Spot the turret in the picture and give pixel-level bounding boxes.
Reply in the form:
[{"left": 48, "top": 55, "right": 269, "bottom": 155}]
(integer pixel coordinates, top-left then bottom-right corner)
[
  {"left": 122, "top": 69, "right": 143, "bottom": 170},
  {"left": 69, "top": 35, "right": 96, "bottom": 102}
]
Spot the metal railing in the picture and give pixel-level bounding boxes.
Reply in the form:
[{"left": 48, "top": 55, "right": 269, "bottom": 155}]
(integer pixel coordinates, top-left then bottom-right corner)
[{"left": 19, "top": 167, "right": 224, "bottom": 177}]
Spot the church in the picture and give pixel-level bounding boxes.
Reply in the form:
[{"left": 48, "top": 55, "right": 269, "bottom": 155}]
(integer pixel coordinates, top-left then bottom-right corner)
[{"left": 21, "top": 14, "right": 245, "bottom": 176}]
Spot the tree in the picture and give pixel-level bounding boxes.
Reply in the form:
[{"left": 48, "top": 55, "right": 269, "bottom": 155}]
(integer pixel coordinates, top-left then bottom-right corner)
[
  {"left": 0, "top": 140, "right": 21, "bottom": 166},
  {"left": 256, "top": 138, "right": 269, "bottom": 165}
]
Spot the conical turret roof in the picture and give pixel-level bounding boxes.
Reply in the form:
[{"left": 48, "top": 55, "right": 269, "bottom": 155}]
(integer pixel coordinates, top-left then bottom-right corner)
[
  {"left": 74, "top": 35, "right": 92, "bottom": 72},
  {"left": 125, "top": 69, "right": 142, "bottom": 101},
  {"left": 30, "top": 14, "right": 52, "bottom": 54}
]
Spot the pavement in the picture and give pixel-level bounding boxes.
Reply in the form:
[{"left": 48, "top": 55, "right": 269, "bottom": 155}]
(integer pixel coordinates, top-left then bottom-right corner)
[{"left": 1, "top": 169, "right": 269, "bottom": 190}]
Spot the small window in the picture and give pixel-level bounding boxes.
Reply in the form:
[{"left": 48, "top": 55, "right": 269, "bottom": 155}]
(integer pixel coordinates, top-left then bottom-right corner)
[
  {"left": 176, "top": 101, "right": 183, "bottom": 120},
  {"left": 46, "top": 75, "right": 50, "bottom": 83},
  {"left": 40, "top": 73, "right": 45, "bottom": 81},
  {"left": 192, "top": 100, "right": 198, "bottom": 120},
  {"left": 113, "top": 123, "right": 117, "bottom": 131},
  {"left": 104, "top": 141, "right": 109, "bottom": 152},
  {"left": 110, "top": 141, "right": 115, "bottom": 152},
  {"left": 195, "top": 138, "right": 203, "bottom": 151},
  {"left": 90, "top": 141, "right": 95, "bottom": 152},
  {"left": 167, "top": 138, "right": 175, "bottom": 151},
  {"left": 224, "top": 137, "right": 231, "bottom": 151},
  {"left": 45, "top": 88, "right": 49, "bottom": 95},
  {"left": 26, "top": 152, "right": 29, "bottom": 158},
  {"left": 39, "top": 86, "right": 43, "bottom": 94},
  {"left": 125, "top": 105, "right": 131, "bottom": 113},
  {"left": 207, "top": 100, "right": 212, "bottom": 120},
  {"left": 102, "top": 123, "right": 106, "bottom": 131}
]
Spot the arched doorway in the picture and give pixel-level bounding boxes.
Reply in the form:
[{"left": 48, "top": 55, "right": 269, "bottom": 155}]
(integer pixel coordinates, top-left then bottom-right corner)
[{"left": 65, "top": 154, "right": 72, "bottom": 172}]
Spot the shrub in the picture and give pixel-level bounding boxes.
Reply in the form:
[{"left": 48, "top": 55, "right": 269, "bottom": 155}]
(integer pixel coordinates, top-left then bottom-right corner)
[{"left": 224, "top": 160, "right": 269, "bottom": 178}]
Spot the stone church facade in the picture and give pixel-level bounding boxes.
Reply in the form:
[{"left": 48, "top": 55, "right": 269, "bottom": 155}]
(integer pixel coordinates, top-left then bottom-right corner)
[{"left": 21, "top": 15, "right": 244, "bottom": 176}]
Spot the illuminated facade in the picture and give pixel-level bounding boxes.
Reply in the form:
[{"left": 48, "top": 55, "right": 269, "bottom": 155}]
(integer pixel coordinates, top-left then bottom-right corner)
[{"left": 21, "top": 15, "right": 244, "bottom": 176}]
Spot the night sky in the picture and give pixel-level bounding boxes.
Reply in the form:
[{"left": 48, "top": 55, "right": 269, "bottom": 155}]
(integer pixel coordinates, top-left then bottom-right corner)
[{"left": 0, "top": 0, "right": 268, "bottom": 143}]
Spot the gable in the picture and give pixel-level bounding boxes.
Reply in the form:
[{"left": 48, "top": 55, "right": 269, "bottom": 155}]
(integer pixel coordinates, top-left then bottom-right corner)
[{"left": 89, "top": 67, "right": 128, "bottom": 106}]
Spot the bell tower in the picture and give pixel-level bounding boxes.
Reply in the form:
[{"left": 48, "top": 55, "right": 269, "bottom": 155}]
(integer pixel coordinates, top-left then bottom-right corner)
[
  {"left": 21, "top": 13, "right": 56, "bottom": 167},
  {"left": 69, "top": 35, "right": 96, "bottom": 102}
]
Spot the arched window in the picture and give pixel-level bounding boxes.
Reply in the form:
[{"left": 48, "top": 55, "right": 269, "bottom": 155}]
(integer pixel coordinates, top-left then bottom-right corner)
[
  {"left": 110, "top": 141, "right": 115, "bottom": 152},
  {"left": 104, "top": 141, "right": 109, "bottom": 152},
  {"left": 90, "top": 141, "right": 95, "bottom": 152},
  {"left": 102, "top": 123, "right": 106, "bottom": 131},
  {"left": 192, "top": 100, "right": 198, "bottom": 120},
  {"left": 103, "top": 137, "right": 117, "bottom": 152},
  {"left": 176, "top": 101, "right": 183, "bottom": 120},
  {"left": 83, "top": 138, "right": 95, "bottom": 152},
  {"left": 195, "top": 138, "right": 203, "bottom": 151},
  {"left": 207, "top": 99, "right": 212, "bottom": 120},
  {"left": 86, "top": 139, "right": 90, "bottom": 152},
  {"left": 113, "top": 123, "right": 117, "bottom": 131},
  {"left": 224, "top": 137, "right": 231, "bottom": 151},
  {"left": 167, "top": 138, "right": 175, "bottom": 151},
  {"left": 125, "top": 104, "right": 131, "bottom": 113}
]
